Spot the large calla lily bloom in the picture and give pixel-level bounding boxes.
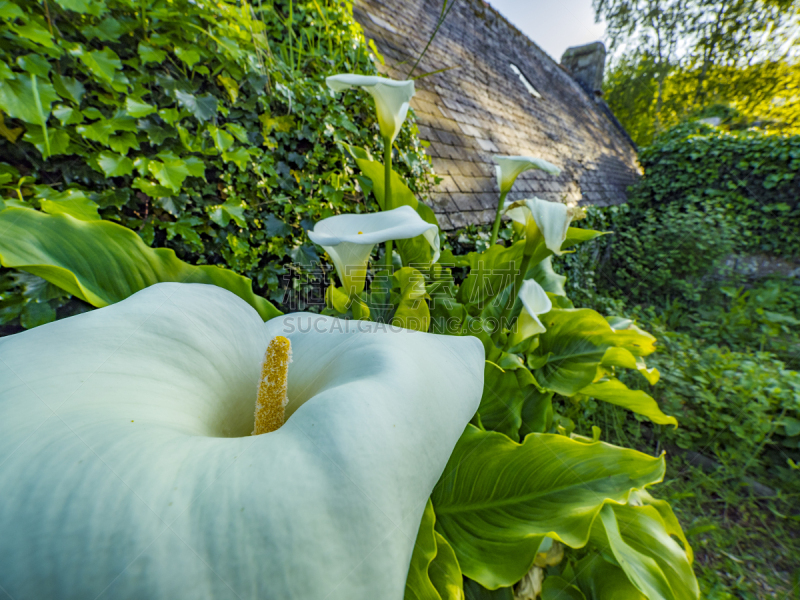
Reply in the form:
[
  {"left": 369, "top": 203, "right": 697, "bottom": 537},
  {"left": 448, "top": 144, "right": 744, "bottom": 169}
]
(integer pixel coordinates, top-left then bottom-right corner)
[
  {"left": 308, "top": 205, "right": 439, "bottom": 297},
  {"left": 493, "top": 155, "right": 561, "bottom": 194},
  {"left": 508, "top": 279, "right": 553, "bottom": 347},
  {"left": 0, "top": 283, "right": 483, "bottom": 600},
  {"left": 503, "top": 197, "right": 576, "bottom": 256},
  {"left": 326, "top": 74, "right": 415, "bottom": 143}
]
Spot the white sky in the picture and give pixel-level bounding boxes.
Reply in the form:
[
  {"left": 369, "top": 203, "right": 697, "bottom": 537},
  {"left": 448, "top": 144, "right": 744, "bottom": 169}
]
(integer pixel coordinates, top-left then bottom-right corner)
[{"left": 486, "top": 0, "right": 606, "bottom": 62}]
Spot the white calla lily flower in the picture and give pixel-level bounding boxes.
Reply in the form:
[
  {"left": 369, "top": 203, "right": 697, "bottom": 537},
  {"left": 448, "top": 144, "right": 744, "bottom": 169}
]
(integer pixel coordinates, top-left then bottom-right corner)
[
  {"left": 493, "top": 155, "right": 561, "bottom": 194},
  {"left": 308, "top": 205, "right": 439, "bottom": 296},
  {"left": 508, "top": 279, "right": 553, "bottom": 347},
  {"left": 0, "top": 283, "right": 483, "bottom": 600},
  {"left": 503, "top": 197, "right": 576, "bottom": 256},
  {"left": 327, "top": 74, "right": 415, "bottom": 143}
]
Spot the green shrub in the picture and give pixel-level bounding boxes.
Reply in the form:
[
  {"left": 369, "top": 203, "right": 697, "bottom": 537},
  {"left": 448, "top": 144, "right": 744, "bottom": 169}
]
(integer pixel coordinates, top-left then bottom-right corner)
[{"left": 0, "top": 0, "right": 434, "bottom": 327}]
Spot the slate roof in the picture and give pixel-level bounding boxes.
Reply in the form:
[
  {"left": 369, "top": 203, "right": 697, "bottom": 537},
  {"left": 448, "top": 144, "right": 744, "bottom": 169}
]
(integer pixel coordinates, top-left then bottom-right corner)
[{"left": 352, "top": 0, "right": 640, "bottom": 230}]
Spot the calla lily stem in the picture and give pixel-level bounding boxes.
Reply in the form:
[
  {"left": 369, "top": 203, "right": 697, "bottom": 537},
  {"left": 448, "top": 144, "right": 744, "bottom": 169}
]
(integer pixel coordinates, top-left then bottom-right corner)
[
  {"left": 384, "top": 136, "right": 394, "bottom": 269},
  {"left": 489, "top": 190, "right": 509, "bottom": 246}
]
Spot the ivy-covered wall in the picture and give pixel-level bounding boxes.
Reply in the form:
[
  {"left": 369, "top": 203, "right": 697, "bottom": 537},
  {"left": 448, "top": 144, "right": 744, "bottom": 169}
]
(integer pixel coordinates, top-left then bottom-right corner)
[{"left": 0, "top": 0, "right": 435, "bottom": 329}]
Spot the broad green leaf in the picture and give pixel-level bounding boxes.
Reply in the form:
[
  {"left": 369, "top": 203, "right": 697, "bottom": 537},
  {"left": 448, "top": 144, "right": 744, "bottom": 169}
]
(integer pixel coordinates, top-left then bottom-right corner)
[
  {"left": 527, "top": 256, "right": 566, "bottom": 296},
  {"left": 589, "top": 502, "right": 699, "bottom": 600},
  {"left": 53, "top": 0, "right": 92, "bottom": 12},
  {"left": 430, "top": 532, "right": 463, "bottom": 600},
  {"left": 576, "top": 554, "right": 647, "bottom": 600},
  {"left": 53, "top": 104, "right": 83, "bottom": 125},
  {"left": 225, "top": 122, "right": 249, "bottom": 144},
  {"left": 579, "top": 378, "right": 677, "bottom": 426},
  {"left": 392, "top": 267, "right": 430, "bottom": 332},
  {"left": 479, "top": 359, "right": 551, "bottom": 440},
  {"left": 604, "top": 318, "right": 657, "bottom": 356},
  {"left": 432, "top": 426, "right": 665, "bottom": 589},
  {"left": 175, "top": 90, "right": 217, "bottom": 122},
  {"left": 531, "top": 308, "right": 655, "bottom": 396},
  {"left": 208, "top": 199, "right": 247, "bottom": 228},
  {"left": 76, "top": 112, "right": 137, "bottom": 145},
  {"left": 37, "top": 188, "right": 100, "bottom": 221},
  {"left": 561, "top": 227, "right": 609, "bottom": 251},
  {"left": 132, "top": 177, "right": 176, "bottom": 198},
  {"left": 601, "top": 347, "right": 660, "bottom": 385},
  {"left": 0, "top": 74, "right": 58, "bottom": 124},
  {"left": 125, "top": 97, "right": 156, "bottom": 118},
  {"left": 405, "top": 500, "right": 440, "bottom": 600},
  {"left": 96, "top": 151, "right": 134, "bottom": 177},
  {"left": 0, "top": 208, "right": 281, "bottom": 320},
  {"left": 137, "top": 42, "right": 166, "bottom": 63},
  {"left": 74, "top": 47, "right": 121, "bottom": 83},
  {"left": 52, "top": 72, "right": 85, "bottom": 104},
  {"left": 0, "top": 61, "right": 12, "bottom": 81},
  {"left": 463, "top": 579, "right": 513, "bottom": 600},
  {"left": 455, "top": 242, "right": 525, "bottom": 310},
  {"left": 107, "top": 132, "right": 139, "bottom": 154},
  {"left": 217, "top": 74, "right": 239, "bottom": 104},
  {"left": 542, "top": 577, "right": 586, "bottom": 600}
]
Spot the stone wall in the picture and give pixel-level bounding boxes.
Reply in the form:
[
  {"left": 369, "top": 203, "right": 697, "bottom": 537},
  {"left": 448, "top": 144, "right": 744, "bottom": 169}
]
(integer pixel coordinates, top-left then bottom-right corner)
[{"left": 353, "top": 0, "right": 641, "bottom": 230}]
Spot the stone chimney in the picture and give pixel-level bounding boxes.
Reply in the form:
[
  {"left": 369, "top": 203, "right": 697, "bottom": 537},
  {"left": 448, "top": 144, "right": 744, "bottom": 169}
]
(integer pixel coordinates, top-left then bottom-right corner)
[{"left": 560, "top": 42, "right": 606, "bottom": 96}]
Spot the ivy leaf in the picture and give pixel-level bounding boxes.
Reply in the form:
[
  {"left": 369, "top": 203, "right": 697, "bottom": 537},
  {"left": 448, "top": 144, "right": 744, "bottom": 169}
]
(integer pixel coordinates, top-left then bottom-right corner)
[
  {"left": 16, "top": 54, "right": 51, "bottom": 77},
  {"left": 174, "top": 46, "right": 200, "bottom": 67},
  {"left": 208, "top": 199, "right": 247, "bottom": 228},
  {"left": 392, "top": 267, "right": 430, "bottom": 332},
  {"left": 0, "top": 113, "right": 23, "bottom": 143},
  {"left": 96, "top": 152, "right": 134, "bottom": 177},
  {"left": 132, "top": 177, "right": 176, "bottom": 198},
  {"left": 175, "top": 90, "right": 217, "bottom": 122},
  {"left": 208, "top": 124, "right": 234, "bottom": 152},
  {"left": 217, "top": 74, "right": 239, "bottom": 103},
  {"left": 52, "top": 0, "right": 92, "bottom": 13},
  {"left": 125, "top": 97, "right": 156, "bottom": 118},
  {"left": 53, "top": 104, "right": 84, "bottom": 125},
  {"left": 221, "top": 146, "right": 250, "bottom": 171},
  {"left": 107, "top": 132, "right": 139, "bottom": 154},
  {"left": 264, "top": 213, "right": 290, "bottom": 237},
  {"left": 74, "top": 46, "right": 121, "bottom": 83},
  {"left": 23, "top": 127, "right": 71, "bottom": 156},
  {"left": 182, "top": 156, "right": 205, "bottom": 179},
  {"left": 0, "top": 1, "right": 25, "bottom": 19},
  {"left": 148, "top": 156, "right": 191, "bottom": 192},
  {"left": 52, "top": 73, "right": 85, "bottom": 104},
  {"left": 225, "top": 122, "right": 249, "bottom": 144},
  {"left": 138, "top": 42, "right": 166, "bottom": 64},
  {"left": 0, "top": 74, "right": 58, "bottom": 124},
  {"left": 0, "top": 61, "right": 13, "bottom": 80},
  {"left": 12, "top": 20, "right": 55, "bottom": 47},
  {"left": 76, "top": 112, "right": 137, "bottom": 145}
]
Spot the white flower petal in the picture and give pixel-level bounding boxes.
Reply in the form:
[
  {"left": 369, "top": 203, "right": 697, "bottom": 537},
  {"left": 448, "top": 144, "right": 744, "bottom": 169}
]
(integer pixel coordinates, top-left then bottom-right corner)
[
  {"left": 493, "top": 155, "right": 561, "bottom": 194},
  {"left": 308, "top": 206, "right": 438, "bottom": 294},
  {"left": 509, "top": 279, "right": 552, "bottom": 346},
  {"left": 326, "top": 74, "right": 415, "bottom": 143},
  {"left": 0, "top": 283, "right": 483, "bottom": 600},
  {"left": 526, "top": 198, "right": 573, "bottom": 256}
]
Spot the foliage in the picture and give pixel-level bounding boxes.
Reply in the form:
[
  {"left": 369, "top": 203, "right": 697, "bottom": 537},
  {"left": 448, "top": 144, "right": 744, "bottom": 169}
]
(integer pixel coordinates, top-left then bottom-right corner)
[
  {"left": 0, "top": 0, "right": 434, "bottom": 328},
  {"left": 595, "top": 0, "right": 800, "bottom": 144}
]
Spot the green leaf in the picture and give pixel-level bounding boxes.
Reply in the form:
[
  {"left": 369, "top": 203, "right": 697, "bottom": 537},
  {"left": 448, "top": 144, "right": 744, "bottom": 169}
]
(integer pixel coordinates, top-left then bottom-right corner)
[
  {"left": 52, "top": 72, "right": 85, "bottom": 104},
  {"left": 225, "top": 122, "right": 249, "bottom": 144},
  {"left": 174, "top": 46, "right": 200, "bottom": 67},
  {"left": 542, "top": 577, "right": 586, "bottom": 600},
  {"left": 589, "top": 501, "right": 698, "bottom": 600},
  {"left": 405, "top": 500, "right": 440, "bottom": 600},
  {"left": 561, "top": 227, "right": 609, "bottom": 251},
  {"left": 576, "top": 554, "right": 647, "bottom": 600},
  {"left": 429, "top": 532, "right": 463, "bottom": 600},
  {"left": 20, "top": 300, "right": 56, "bottom": 328},
  {"left": 107, "top": 132, "right": 139, "bottom": 154},
  {"left": 530, "top": 308, "right": 655, "bottom": 396},
  {"left": 432, "top": 425, "right": 665, "bottom": 589},
  {"left": 527, "top": 256, "right": 566, "bottom": 296},
  {"left": 579, "top": 378, "right": 677, "bottom": 426},
  {"left": 601, "top": 347, "right": 660, "bottom": 385},
  {"left": 17, "top": 54, "right": 51, "bottom": 77},
  {"left": 208, "top": 124, "right": 234, "bottom": 152},
  {"left": 138, "top": 42, "right": 166, "bottom": 64},
  {"left": 37, "top": 188, "right": 100, "bottom": 221},
  {"left": 208, "top": 199, "right": 247, "bottom": 228},
  {"left": 0, "top": 1, "right": 24, "bottom": 19},
  {"left": 0, "top": 208, "right": 281, "bottom": 320},
  {"left": 222, "top": 146, "right": 251, "bottom": 171},
  {"left": 23, "top": 126, "right": 70, "bottom": 156},
  {"left": 52, "top": 0, "right": 92, "bottom": 13},
  {"left": 264, "top": 213, "right": 290, "bottom": 237},
  {"left": 125, "top": 97, "right": 156, "bottom": 118},
  {"left": 175, "top": 90, "right": 217, "bottom": 122},
  {"left": 392, "top": 266, "right": 430, "bottom": 332},
  {"left": 96, "top": 152, "right": 134, "bottom": 177},
  {"left": 463, "top": 579, "right": 514, "bottom": 600},
  {"left": 76, "top": 112, "right": 137, "bottom": 145},
  {"left": 74, "top": 47, "right": 121, "bottom": 83},
  {"left": 53, "top": 104, "right": 84, "bottom": 125},
  {"left": 0, "top": 74, "right": 58, "bottom": 124},
  {"left": 147, "top": 155, "right": 190, "bottom": 192},
  {"left": 455, "top": 241, "right": 525, "bottom": 309},
  {"left": 12, "top": 20, "right": 55, "bottom": 47}
]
